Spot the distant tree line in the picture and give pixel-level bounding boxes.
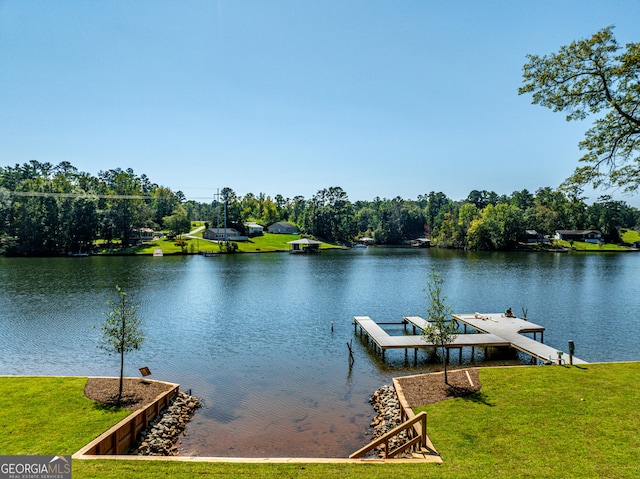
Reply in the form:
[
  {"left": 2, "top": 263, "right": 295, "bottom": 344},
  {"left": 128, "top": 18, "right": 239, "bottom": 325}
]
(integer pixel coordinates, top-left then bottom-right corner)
[
  {"left": 0, "top": 161, "right": 189, "bottom": 255},
  {"left": 1, "top": 161, "right": 639, "bottom": 256}
]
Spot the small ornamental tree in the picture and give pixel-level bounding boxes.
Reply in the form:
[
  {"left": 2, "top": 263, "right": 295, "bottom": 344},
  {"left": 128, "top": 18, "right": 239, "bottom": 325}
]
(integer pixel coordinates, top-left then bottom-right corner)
[
  {"left": 421, "top": 267, "right": 458, "bottom": 384},
  {"left": 99, "top": 285, "right": 145, "bottom": 405}
]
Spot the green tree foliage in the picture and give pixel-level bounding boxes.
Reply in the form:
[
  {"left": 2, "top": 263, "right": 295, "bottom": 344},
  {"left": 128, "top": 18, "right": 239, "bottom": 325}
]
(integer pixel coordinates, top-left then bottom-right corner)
[
  {"left": 1, "top": 160, "right": 639, "bottom": 255},
  {"left": 163, "top": 205, "right": 191, "bottom": 236},
  {"left": 0, "top": 162, "right": 183, "bottom": 254},
  {"left": 585, "top": 195, "right": 636, "bottom": 243},
  {"left": 218, "top": 240, "right": 238, "bottom": 253},
  {"left": 0, "top": 187, "right": 10, "bottom": 234},
  {"left": 519, "top": 26, "right": 640, "bottom": 192},
  {"left": 152, "top": 187, "right": 178, "bottom": 228},
  {"left": 99, "top": 286, "right": 145, "bottom": 406},
  {"left": 99, "top": 168, "right": 151, "bottom": 246},
  {"left": 422, "top": 268, "right": 457, "bottom": 384},
  {"left": 68, "top": 195, "right": 100, "bottom": 253}
]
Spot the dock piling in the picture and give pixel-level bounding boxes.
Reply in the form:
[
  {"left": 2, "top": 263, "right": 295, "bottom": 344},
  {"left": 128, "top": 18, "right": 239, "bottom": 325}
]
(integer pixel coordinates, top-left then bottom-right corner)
[{"left": 347, "top": 339, "right": 355, "bottom": 366}]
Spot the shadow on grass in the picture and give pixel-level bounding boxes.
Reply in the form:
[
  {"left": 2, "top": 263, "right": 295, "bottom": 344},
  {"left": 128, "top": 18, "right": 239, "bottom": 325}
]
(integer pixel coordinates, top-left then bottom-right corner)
[
  {"left": 92, "top": 401, "right": 125, "bottom": 413},
  {"left": 92, "top": 393, "right": 140, "bottom": 412},
  {"left": 460, "top": 390, "right": 494, "bottom": 407}
]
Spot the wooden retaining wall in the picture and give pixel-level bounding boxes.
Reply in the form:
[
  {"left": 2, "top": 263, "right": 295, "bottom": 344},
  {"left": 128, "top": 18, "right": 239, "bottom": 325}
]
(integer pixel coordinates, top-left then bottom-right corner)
[{"left": 74, "top": 379, "right": 180, "bottom": 458}]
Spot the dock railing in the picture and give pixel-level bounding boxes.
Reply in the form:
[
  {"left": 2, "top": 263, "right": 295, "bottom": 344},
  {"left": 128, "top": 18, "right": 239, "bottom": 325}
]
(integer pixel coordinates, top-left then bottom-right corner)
[{"left": 349, "top": 411, "right": 428, "bottom": 459}]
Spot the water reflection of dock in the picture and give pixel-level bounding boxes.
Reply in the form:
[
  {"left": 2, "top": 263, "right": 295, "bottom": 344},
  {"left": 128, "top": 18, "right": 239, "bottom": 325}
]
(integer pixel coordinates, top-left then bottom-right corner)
[{"left": 353, "top": 313, "right": 586, "bottom": 365}]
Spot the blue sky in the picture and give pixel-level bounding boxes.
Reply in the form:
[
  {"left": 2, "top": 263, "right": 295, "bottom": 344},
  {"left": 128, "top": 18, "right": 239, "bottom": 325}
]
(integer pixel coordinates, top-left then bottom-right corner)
[{"left": 1, "top": 1, "right": 639, "bottom": 206}]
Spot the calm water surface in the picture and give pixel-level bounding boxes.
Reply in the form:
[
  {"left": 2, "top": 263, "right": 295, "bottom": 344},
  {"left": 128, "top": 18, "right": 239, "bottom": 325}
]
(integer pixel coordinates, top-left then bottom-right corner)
[{"left": 0, "top": 248, "right": 638, "bottom": 456}]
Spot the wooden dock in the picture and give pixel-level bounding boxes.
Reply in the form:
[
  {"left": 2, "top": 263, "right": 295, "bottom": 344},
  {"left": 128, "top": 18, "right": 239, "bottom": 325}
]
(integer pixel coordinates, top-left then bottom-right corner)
[
  {"left": 353, "top": 313, "right": 586, "bottom": 365},
  {"left": 453, "top": 313, "right": 587, "bottom": 365}
]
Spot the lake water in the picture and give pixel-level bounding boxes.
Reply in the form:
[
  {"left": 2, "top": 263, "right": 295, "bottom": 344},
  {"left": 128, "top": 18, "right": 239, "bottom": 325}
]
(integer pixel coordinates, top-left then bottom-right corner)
[{"left": 1, "top": 248, "right": 638, "bottom": 457}]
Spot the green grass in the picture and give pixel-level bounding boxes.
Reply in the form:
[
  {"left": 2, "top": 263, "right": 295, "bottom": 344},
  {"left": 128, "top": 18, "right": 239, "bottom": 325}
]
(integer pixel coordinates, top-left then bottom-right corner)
[
  {"left": 234, "top": 233, "right": 342, "bottom": 253},
  {"left": 3, "top": 363, "right": 639, "bottom": 478},
  {"left": 0, "top": 376, "right": 129, "bottom": 455},
  {"left": 97, "top": 233, "right": 342, "bottom": 255},
  {"left": 554, "top": 239, "right": 632, "bottom": 251},
  {"left": 73, "top": 461, "right": 430, "bottom": 478},
  {"left": 620, "top": 228, "right": 640, "bottom": 245},
  {"left": 415, "top": 363, "right": 640, "bottom": 478},
  {"left": 98, "top": 237, "right": 190, "bottom": 255}
]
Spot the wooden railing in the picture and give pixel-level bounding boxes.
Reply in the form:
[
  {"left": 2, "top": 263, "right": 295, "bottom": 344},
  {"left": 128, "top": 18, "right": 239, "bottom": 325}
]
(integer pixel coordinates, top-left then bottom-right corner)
[{"left": 349, "top": 411, "right": 428, "bottom": 459}]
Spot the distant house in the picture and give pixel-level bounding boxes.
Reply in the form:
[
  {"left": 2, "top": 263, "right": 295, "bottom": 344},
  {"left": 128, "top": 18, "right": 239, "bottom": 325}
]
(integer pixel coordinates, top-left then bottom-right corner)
[
  {"left": 203, "top": 228, "right": 248, "bottom": 241},
  {"left": 357, "top": 237, "right": 375, "bottom": 245},
  {"left": 555, "top": 230, "right": 603, "bottom": 244},
  {"left": 267, "top": 222, "right": 298, "bottom": 234},
  {"left": 410, "top": 238, "right": 431, "bottom": 248},
  {"left": 244, "top": 222, "right": 264, "bottom": 237},
  {"left": 131, "top": 227, "right": 155, "bottom": 244},
  {"left": 525, "top": 230, "right": 544, "bottom": 243}
]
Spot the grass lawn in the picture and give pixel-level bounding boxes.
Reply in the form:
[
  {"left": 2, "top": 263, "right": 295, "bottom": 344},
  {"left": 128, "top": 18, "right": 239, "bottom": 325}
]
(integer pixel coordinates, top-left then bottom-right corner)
[
  {"left": 236, "top": 233, "right": 342, "bottom": 253},
  {"left": 98, "top": 237, "right": 191, "bottom": 255},
  {"left": 414, "top": 363, "right": 640, "bottom": 478},
  {"left": 554, "top": 239, "right": 633, "bottom": 251},
  {"left": 620, "top": 228, "right": 640, "bottom": 244},
  {"left": 97, "top": 233, "right": 342, "bottom": 255},
  {"left": 2, "top": 363, "right": 638, "bottom": 478},
  {"left": 0, "top": 376, "right": 129, "bottom": 455}
]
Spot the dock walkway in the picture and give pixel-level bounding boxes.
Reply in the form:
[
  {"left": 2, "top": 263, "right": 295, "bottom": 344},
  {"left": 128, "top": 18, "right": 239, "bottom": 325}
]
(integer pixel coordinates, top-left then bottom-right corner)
[
  {"left": 453, "top": 313, "right": 587, "bottom": 365},
  {"left": 354, "top": 313, "right": 586, "bottom": 365},
  {"left": 354, "top": 315, "right": 508, "bottom": 363}
]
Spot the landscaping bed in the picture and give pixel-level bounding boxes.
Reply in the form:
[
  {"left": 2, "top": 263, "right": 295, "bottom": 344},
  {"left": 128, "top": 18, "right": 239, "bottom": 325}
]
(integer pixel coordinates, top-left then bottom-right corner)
[
  {"left": 394, "top": 368, "right": 481, "bottom": 408},
  {"left": 83, "top": 377, "right": 175, "bottom": 410}
]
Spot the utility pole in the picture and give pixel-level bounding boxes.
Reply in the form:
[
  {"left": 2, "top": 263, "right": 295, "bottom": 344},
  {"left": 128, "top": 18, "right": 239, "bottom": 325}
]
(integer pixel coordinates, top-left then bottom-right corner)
[
  {"left": 223, "top": 190, "right": 227, "bottom": 241},
  {"left": 214, "top": 188, "right": 228, "bottom": 242},
  {"left": 215, "top": 189, "right": 220, "bottom": 230}
]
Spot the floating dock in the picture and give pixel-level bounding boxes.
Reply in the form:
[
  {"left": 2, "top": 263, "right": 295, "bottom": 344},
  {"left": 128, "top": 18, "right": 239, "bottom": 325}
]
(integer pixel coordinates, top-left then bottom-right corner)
[{"left": 353, "top": 313, "right": 586, "bottom": 365}]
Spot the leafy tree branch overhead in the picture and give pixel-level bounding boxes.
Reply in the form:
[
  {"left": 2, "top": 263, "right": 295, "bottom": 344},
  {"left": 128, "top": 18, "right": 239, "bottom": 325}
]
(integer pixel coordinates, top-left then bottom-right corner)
[{"left": 519, "top": 26, "right": 640, "bottom": 193}]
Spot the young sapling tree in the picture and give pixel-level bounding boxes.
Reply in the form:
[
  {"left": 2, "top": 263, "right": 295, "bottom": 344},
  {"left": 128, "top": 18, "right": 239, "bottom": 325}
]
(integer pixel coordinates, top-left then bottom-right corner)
[
  {"left": 422, "top": 267, "right": 458, "bottom": 384},
  {"left": 99, "top": 285, "right": 145, "bottom": 405}
]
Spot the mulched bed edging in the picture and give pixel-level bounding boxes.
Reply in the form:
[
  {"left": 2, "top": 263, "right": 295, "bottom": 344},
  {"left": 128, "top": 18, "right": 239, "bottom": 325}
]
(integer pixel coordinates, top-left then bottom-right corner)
[{"left": 77, "top": 377, "right": 203, "bottom": 457}]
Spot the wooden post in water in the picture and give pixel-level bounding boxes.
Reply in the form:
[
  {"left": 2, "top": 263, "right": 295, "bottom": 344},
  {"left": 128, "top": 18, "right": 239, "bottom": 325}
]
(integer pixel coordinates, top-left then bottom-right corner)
[{"left": 346, "top": 339, "right": 354, "bottom": 366}]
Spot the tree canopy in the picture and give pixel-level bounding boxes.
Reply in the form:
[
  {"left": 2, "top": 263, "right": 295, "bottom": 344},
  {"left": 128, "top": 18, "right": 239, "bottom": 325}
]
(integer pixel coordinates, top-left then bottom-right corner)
[
  {"left": 1, "top": 160, "right": 639, "bottom": 255},
  {"left": 519, "top": 26, "right": 640, "bottom": 192}
]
